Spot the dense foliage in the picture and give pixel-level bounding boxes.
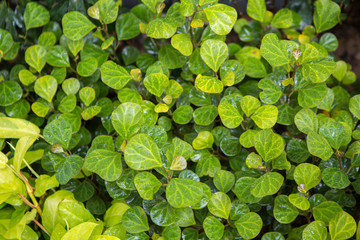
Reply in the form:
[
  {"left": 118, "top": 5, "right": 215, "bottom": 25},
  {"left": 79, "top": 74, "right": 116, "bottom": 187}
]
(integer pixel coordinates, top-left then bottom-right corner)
[{"left": 0, "top": 0, "right": 360, "bottom": 239}]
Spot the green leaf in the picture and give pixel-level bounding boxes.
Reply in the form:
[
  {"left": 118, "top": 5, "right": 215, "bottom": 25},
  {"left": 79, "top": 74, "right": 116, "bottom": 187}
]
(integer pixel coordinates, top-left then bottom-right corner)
[
  {"left": 233, "top": 177, "right": 262, "bottom": 203},
  {"left": 349, "top": 95, "right": 360, "bottom": 119},
  {"left": 294, "top": 108, "right": 318, "bottom": 134},
  {"left": 298, "top": 83, "right": 327, "bottom": 108},
  {"left": 0, "top": 29, "right": 13, "bottom": 54},
  {"left": 101, "top": 60, "right": 132, "bottom": 90},
  {"left": 251, "top": 172, "right": 284, "bottom": 198},
  {"left": 34, "top": 175, "right": 59, "bottom": 197},
  {"left": 258, "top": 78, "right": 282, "bottom": 104},
  {"left": 171, "top": 33, "right": 193, "bottom": 56},
  {"left": 218, "top": 102, "right": 243, "bottom": 128},
  {"left": 122, "top": 206, "right": 149, "bottom": 233},
  {"left": 162, "top": 225, "right": 181, "bottom": 239},
  {"left": 193, "top": 105, "right": 218, "bottom": 126},
  {"left": 271, "top": 8, "right": 293, "bottom": 28},
  {"left": 302, "top": 59, "right": 336, "bottom": 83},
  {"left": 251, "top": 105, "right": 278, "bottom": 129},
  {"left": 240, "top": 95, "right": 261, "bottom": 117},
  {"left": 62, "top": 11, "right": 96, "bottom": 40},
  {"left": 173, "top": 105, "right": 193, "bottom": 124},
  {"left": 254, "top": 129, "right": 284, "bottom": 162},
  {"left": 313, "top": 201, "right": 342, "bottom": 226},
  {"left": 286, "top": 139, "right": 310, "bottom": 163},
  {"left": 322, "top": 167, "right": 350, "bottom": 189},
  {"left": 24, "top": 2, "right": 50, "bottom": 30},
  {"left": 25, "top": 45, "right": 46, "bottom": 72},
  {"left": 192, "top": 131, "right": 215, "bottom": 150},
  {"left": 260, "top": 33, "right": 289, "bottom": 67},
  {"left": 60, "top": 222, "right": 102, "bottom": 240},
  {"left": 46, "top": 45, "right": 70, "bottom": 67},
  {"left": 213, "top": 170, "right": 235, "bottom": 193},
  {"left": 262, "top": 232, "right": 285, "bottom": 240},
  {"left": 288, "top": 194, "right": 310, "bottom": 210},
  {"left": 273, "top": 195, "right": 299, "bottom": 224},
  {"left": 44, "top": 118, "right": 72, "bottom": 149},
  {"left": 56, "top": 155, "right": 83, "bottom": 184},
  {"left": 329, "top": 211, "right": 356, "bottom": 240},
  {"left": 235, "top": 212, "right": 263, "bottom": 239},
  {"left": 79, "top": 87, "right": 96, "bottom": 107},
  {"left": 195, "top": 75, "right": 224, "bottom": 94},
  {"left": 243, "top": 57, "right": 267, "bottom": 78},
  {"left": 134, "top": 172, "right": 162, "bottom": 200},
  {"left": 95, "top": 0, "right": 119, "bottom": 24},
  {"left": 111, "top": 102, "right": 143, "bottom": 140},
  {"left": 203, "top": 4, "right": 237, "bottom": 35},
  {"left": 159, "top": 44, "right": 187, "bottom": 69},
  {"left": 189, "top": 48, "right": 210, "bottom": 75},
  {"left": 307, "top": 132, "right": 333, "bottom": 161},
  {"left": 116, "top": 12, "right": 141, "bottom": 41},
  {"left": 144, "top": 73, "right": 170, "bottom": 97},
  {"left": 142, "top": 0, "right": 164, "bottom": 13},
  {"left": 58, "top": 94, "right": 76, "bottom": 113},
  {"left": 208, "top": 192, "right": 231, "bottom": 219},
  {"left": 150, "top": 202, "right": 176, "bottom": 227},
  {"left": 67, "top": 38, "right": 85, "bottom": 57},
  {"left": 0, "top": 81, "right": 22, "bottom": 107},
  {"left": 18, "top": 69, "right": 36, "bottom": 86},
  {"left": 240, "top": 129, "right": 259, "bottom": 148},
  {"left": 247, "top": 0, "right": 266, "bottom": 22},
  {"left": 314, "top": 0, "right": 341, "bottom": 33},
  {"left": 302, "top": 221, "right": 328, "bottom": 240},
  {"left": 0, "top": 117, "right": 40, "bottom": 139},
  {"left": 246, "top": 152, "right": 263, "bottom": 169},
  {"left": 319, "top": 120, "right": 350, "bottom": 150},
  {"left": 294, "top": 163, "right": 322, "bottom": 192},
  {"left": 196, "top": 154, "right": 221, "bottom": 177},
  {"left": 77, "top": 57, "right": 98, "bottom": 77},
  {"left": 230, "top": 200, "right": 250, "bottom": 220},
  {"left": 166, "top": 178, "right": 203, "bottom": 208},
  {"left": 146, "top": 18, "right": 177, "bottom": 39},
  {"left": 34, "top": 75, "right": 58, "bottom": 102},
  {"left": 81, "top": 106, "right": 102, "bottom": 120},
  {"left": 203, "top": 216, "right": 225, "bottom": 240},
  {"left": 124, "top": 133, "right": 162, "bottom": 170},
  {"left": 200, "top": 39, "right": 228, "bottom": 72},
  {"left": 85, "top": 149, "right": 122, "bottom": 182}
]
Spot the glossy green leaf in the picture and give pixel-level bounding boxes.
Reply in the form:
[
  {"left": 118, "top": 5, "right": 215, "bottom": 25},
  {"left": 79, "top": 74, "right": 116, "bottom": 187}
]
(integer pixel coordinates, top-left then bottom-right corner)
[
  {"left": 46, "top": 45, "right": 70, "bottom": 67},
  {"left": 85, "top": 149, "right": 122, "bottom": 182},
  {"left": 150, "top": 202, "right": 176, "bottom": 227},
  {"left": 271, "top": 8, "right": 293, "bottom": 28},
  {"left": 200, "top": 39, "right": 228, "bottom": 72},
  {"left": 204, "top": 4, "right": 237, "bottom": 35},
  {"left": 251, "top": 105, "right": 278, "bottom": 129},
  {"left": 96, "top": 0, "right": 119, "bottom": 24},
  {"left": 240, "top": 95, "right": 261, "bottom": 117},
  {"left": 286, "top": 139, "right": 310, "bottom": 163},
  {"left": 313, "top": 201, "right": 342, "bottom": 226},
  {"left": 302, "top": 221, "right": 328, "bottom": 240},
  {"left": 298, "top": 83, "right": 327, "bottom": 108},
  {"left": 260, "top": 33, "right": 289, "bottom": 67},
  {"left": 122, "top": 206, "right": 149, "bottom": 233},
  {"left": 322, "top": 167, "right": 350, "bottom": 189},
  {"left": 213, "top": 170, "right": 235, "bottom": 193},
  {"left": 294, "top": 108, "right": 318, "bottom": 134},
  {"left": 44, "top": 118, "right": 72, "bottom": 149},
  {"left": 254, "top": 129, "right": 284, "bottom": 162},
  {"left": 111, "top": 102, "right": 143, "bottom": 140},
  {"left": 0, "top": 117, "right": 40, "bottom": 139},
  {"left": 218, "top": 102, "right": 243, "bottom": 128},
  {"left": 60, "top": 222, "right": 102, "bottom": 240},
  {"left": 313, "top": 0, "right": 341, "bottom": 33},
  {"left": 62, "top": 11, "right": 96, "bottom": 40},
  {"left": 25, "top": 45, "right": 46, "bottom": 72},
  {"left": 173, "top": 105, "right": 193, "bottom": 124},
  {"left": 134, "top": 172, "right": 162, "bottom": 200},
  {"left": 329, "top": 211, "right": 356, "bottom": 240},
  {"left": 116, "top": 12, "right": 141, "bottom": 40},
  {"left": 144, "top": 73, "right": 170, "bottom": 97},
  {"left": 77, "top": 57, "right": 98, "bottom": 77},
  {"left": 235, "top": 212, "right": 263, "bottom": 239},
  {"left": 171, "top": 33, "right": 193, "bottom": 56},
  {"left": 294, "top": 163, "right": 322, "bottom": 192},
  {"left": 307, "top": 132, "right": 333, "bottom": 161},
  {"left": 274, "top": 195, "right": 299, "bottom": 224},
  {"left": 203, "top": 216, "right": 224, "bottom": 240},
  {"left": 195, "top": 75, "right": 224, "bottom": 93},
  {"left": 0, "top": 81, "right": 22, "bottom": 107},
  {"left": 247, "top": 0, "right": 266, "bottom": 22},
  {"left": 246, "top": 152, "right": 263, "bottom": 169},
  {"left": 166, "top": 178, "right": 203, "bottom": 208},
  {"left": 56, "top": 155, "right": 83, "bottom": 184},
  {"left": 124, "top": 133, "right": 162, "bottom": 170},
  {"left": 24, "top": 2, "right": 50, "bottom": 30},
  {"left": 79, "top": 87, "right": 96, "bottom": 107},
  {"left": 34, "top": 75, "right": 57, "bottom": 102},
  {"left": 251, "top": 172, "right": 284, "bottom": 198},
  {"left": 101, "top": 60, "right": 132, "bottom": 90},
  {"left": 302, "top": 59, "right": 336, "bottom": 83},
  {"left": 288, "top": 194, "right": 310, "bottom": 210},
  {"left": 146, "top": 18, "right": 177, "bottom": 39},
  {"left": 349, "top": 95, "right": 360, "bottom": 119},
  {"left": 258, "top": 78, "right": 282, "bottom": 104},
  {"left": 192, "top": 131, "right": 215, "bottom": 150},
  {"left": 208, "top": 192, "right": 231, "bottom": 219},
  {"left": 193, "top": 105, "right": 218, "bottom": 126}
]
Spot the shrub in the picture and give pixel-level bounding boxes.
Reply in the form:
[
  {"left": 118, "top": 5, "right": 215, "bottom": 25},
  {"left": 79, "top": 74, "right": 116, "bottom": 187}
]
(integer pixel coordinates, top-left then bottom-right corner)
[{"left": 0, "top": 0, "right": 359, "bottom": 239}]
